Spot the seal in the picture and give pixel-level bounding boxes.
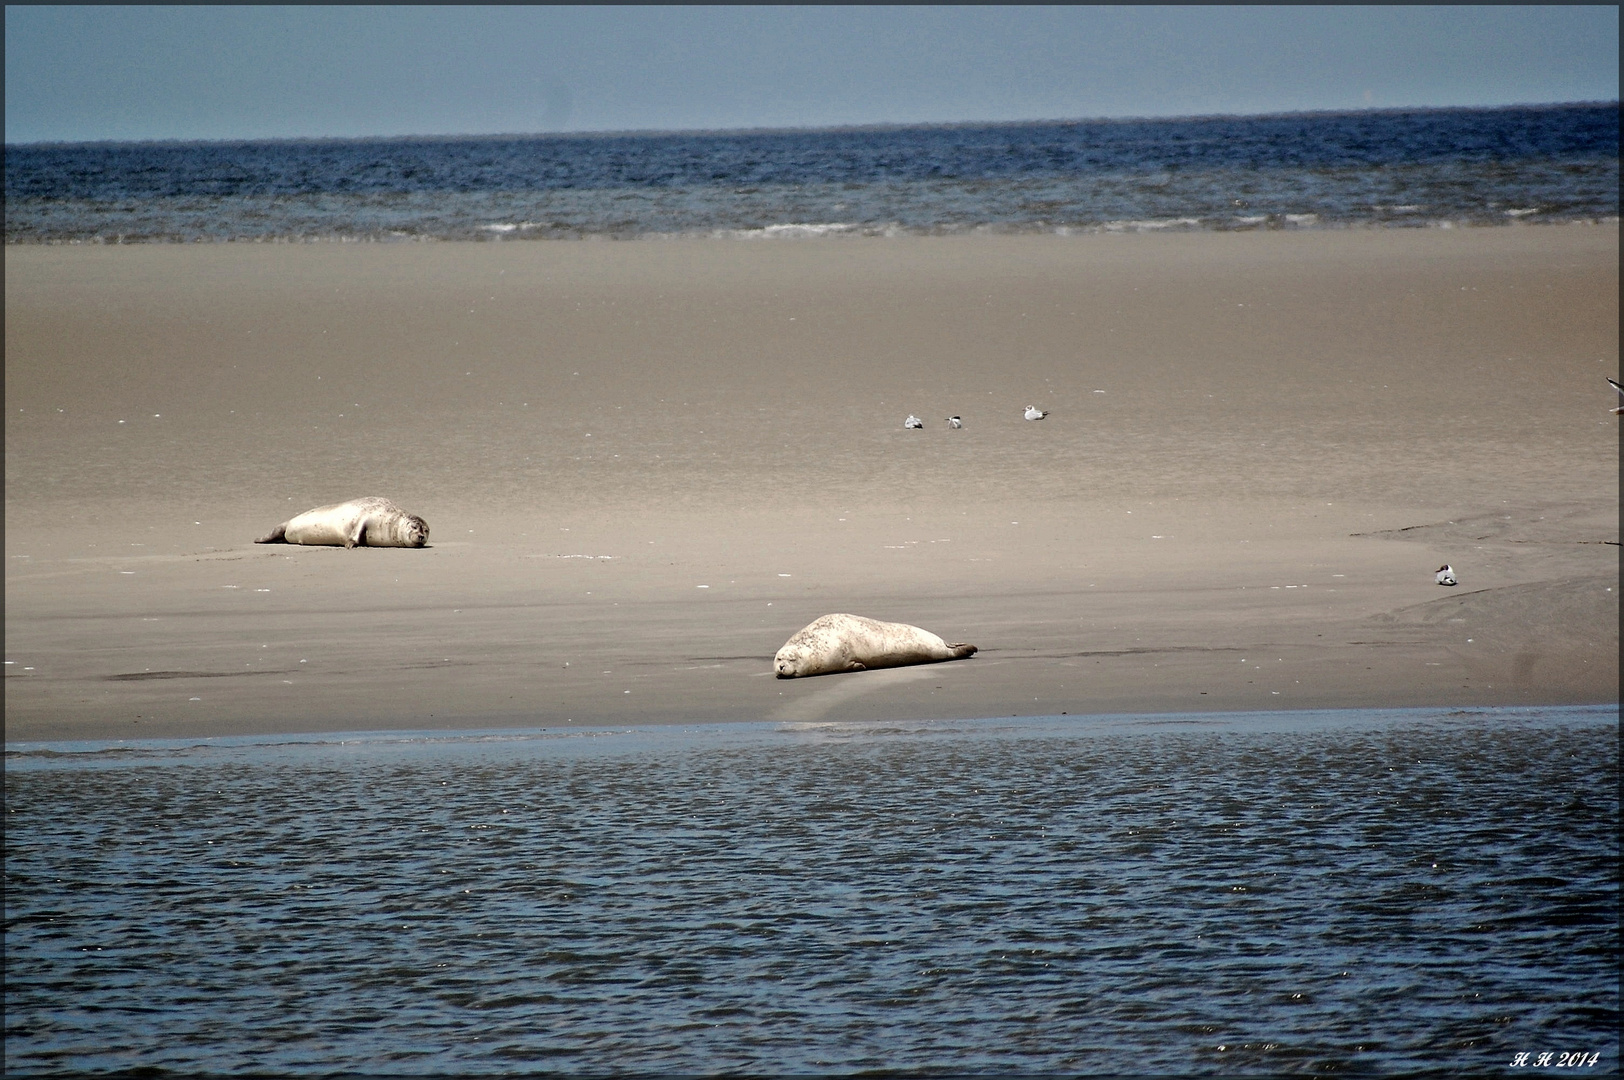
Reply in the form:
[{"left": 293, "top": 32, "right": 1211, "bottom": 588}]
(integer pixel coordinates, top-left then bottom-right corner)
[
  {"left": 774, "top": 613, "right": 976, "bottom": 678},
  {"left": 255, "top": 497, "right": 429, "bottom": 548}
]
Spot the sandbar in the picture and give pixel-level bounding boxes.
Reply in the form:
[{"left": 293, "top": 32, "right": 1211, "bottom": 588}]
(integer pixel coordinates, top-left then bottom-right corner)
[{"left": 5, "top": 227, "right": 1618, "bottom": 741}]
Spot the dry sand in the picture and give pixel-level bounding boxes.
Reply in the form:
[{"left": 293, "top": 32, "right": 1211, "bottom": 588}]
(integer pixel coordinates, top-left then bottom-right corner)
[{"left": 5, "top": 227, "right": 1618, "bottom": 742}]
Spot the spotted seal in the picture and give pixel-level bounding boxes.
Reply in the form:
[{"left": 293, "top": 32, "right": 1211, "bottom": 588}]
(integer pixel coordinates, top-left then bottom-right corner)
[
  {"left": 774, "top": 613, "right": 976, "bottom": 678},
  {"left": 255, "top": 497, "right": 428, "bottom": 548}
]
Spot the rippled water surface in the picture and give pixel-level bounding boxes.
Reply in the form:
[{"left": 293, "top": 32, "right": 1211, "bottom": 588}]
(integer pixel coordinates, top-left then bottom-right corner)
[
  {"left": 5, "top": 104, "right": 1617, "bottom": 242},
  {"left": 5, "top": 707, "right": 1618, "bottom": 1076}
]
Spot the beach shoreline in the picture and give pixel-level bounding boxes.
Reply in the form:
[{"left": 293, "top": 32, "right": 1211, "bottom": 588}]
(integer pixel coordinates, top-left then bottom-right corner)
[{"left": 6, "top": 226, "right": 1618, "bottom": 742}]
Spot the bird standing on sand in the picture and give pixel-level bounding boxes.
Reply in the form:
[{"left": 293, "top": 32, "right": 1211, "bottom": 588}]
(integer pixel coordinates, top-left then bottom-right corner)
[
  {"left": 904, "top": 415, "right": 924, "bottom": 429},
  {"left": 1436, "top": 564, "right": 1457, "bottom": 586},
  {"left": 1024, "top": 405, "right": 1049, "bottom": 421},
  {"left": 946, "top": 416, "right": 962, "bottom": 429},
  {"left": 1608, "top": 377, "right": 1624, "bottom": 414}
]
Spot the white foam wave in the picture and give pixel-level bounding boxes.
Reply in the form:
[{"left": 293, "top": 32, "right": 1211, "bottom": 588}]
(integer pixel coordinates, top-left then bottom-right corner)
[
  {"left": 1284, "top": 213, "right": 1319, "bottom": 226},
  {"left": 1101, "top": 217, "right": 1202, "bottom": 233},
  {"left": 1504, "top": 207, "right": 1540, "bottom": 217},
  {"left": 479, "top": 222, "right": 547, "bottom": 235},
  {"left": 729, "top": 222, "right": 860, "bottom": 240}
]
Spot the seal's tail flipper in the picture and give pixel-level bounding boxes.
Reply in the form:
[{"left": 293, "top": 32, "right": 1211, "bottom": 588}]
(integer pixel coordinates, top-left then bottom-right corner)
[
  {"left": 949, "top": 643, "right": 977, "bottom": 659},
  {"left": 255, "top": 524, "right": 288, "bottom": 544}
]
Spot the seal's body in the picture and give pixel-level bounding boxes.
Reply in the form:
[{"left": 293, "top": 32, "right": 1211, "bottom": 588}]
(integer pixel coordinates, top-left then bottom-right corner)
[
  {"left": 774, "top": 613, "right": 976, "bottom": 678},
  {"left": 256, "top": 497, "right": 428, "bottom": 548}
]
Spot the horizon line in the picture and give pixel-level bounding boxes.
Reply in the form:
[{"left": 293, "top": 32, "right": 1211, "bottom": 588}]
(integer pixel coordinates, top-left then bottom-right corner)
[{"left": 7, "top": 99, "right": 1617, "bottom": 150}]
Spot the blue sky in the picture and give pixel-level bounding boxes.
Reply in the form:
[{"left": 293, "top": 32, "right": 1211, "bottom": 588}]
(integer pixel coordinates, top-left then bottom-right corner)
[{"left": 5, "top": 5, "right": 1618, "bottom": 143}]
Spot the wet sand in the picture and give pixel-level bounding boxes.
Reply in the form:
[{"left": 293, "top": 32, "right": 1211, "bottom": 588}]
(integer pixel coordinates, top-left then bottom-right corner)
[{"left": 5, "top": 227, "right": 1618, "bottom": 741}]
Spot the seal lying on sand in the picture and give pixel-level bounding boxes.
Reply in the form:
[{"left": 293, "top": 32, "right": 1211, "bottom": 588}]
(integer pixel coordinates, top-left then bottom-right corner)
[
  {"left": 774, "top": 613, "right": 976, "bottom": 678},
  {"left": 255, "top": 497, "right": 429, "bottom": 548}
]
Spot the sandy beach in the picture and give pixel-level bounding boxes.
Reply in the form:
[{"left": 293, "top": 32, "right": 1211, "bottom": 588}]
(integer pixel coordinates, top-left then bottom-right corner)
[{"left": 4, "top": 226, "right": 1617, "bottom": 742}]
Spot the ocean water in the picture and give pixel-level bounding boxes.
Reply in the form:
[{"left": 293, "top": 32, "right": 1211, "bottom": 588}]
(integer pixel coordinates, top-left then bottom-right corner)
[
  {"left": 5, "top": 706, "right": 1617, "bottom": 1077},
  {"left": 4, "top": 104, "right": 1617, "bottom": 243}
]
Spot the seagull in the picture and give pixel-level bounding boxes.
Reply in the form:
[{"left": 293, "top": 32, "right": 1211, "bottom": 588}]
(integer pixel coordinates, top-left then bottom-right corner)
[
  {"left": 904, "top": 415, "right": 924, "bottom": 429},
  {"left": 946, "top": 416, "right": 962, "bottom": 429},
  {"left": 1024, "top": 405, "right": 1048, "bottom": 421},
  {"left": 1609, "top": 377, "right": 1624, "bottom": 414},
  {"left": 1436, "top": 564, "right": 1457, "bottom": 586}
]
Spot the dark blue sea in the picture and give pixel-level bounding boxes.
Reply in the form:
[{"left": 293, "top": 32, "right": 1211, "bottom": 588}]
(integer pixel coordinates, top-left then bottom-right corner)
[
  {"left": 5, "top": 706, "right": 1618, "bottom": 1077},
  {"left": 4, "top": 104, "right": 1618, "bottom": 243}
]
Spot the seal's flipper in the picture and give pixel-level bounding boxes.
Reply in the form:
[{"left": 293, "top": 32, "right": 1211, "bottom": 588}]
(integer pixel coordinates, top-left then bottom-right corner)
[{"left": 255, "top": 524, "right": 288, "bottom": 544}]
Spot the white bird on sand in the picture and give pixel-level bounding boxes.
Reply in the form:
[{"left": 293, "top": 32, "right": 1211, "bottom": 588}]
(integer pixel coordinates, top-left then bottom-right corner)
[
  {"left": 1436, "top": 564, "right": 1457, "bottom": 586},
  {"left": 1024, "top": 405, "right": 1049, "bottom": 421},
  {"left": 1608, "top": 377, "right": 1624, "bottom": 414},
  {"left": 946, "top": 415, "right": 962, "bottom": 429},
  {"left": 904, "top": 415, "right": 924, "bottom": 429}
]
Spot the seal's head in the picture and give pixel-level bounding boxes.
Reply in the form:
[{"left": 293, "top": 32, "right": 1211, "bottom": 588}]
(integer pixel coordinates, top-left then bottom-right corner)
[
  {"left": 401, "top": 514, "right": 430, "bottom": 548},
  {"left": 773, "top": 643, "right": 809, "bottom": 678}
]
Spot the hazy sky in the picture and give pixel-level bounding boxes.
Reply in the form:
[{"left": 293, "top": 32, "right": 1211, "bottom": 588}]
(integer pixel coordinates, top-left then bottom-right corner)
[{"left": 5, "top": 5, "right": 1619, "bottom": 143}]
